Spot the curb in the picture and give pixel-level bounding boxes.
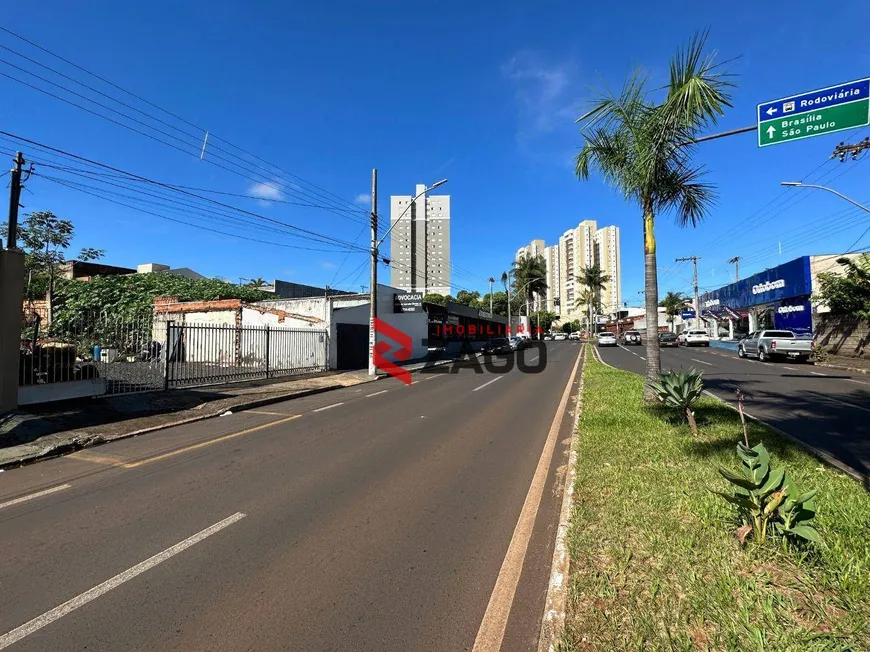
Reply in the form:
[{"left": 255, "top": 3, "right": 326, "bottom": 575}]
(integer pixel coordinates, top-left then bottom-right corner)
[
  {"left": 537, "top": 343, "right": 586, "bottom": 652},
  {"left": 818, "top": 362, "right": 870, "bottom": 375},
  {"left": 701, "top": 389, "right": 863, "bottom": 483},
  {"left": 0, "top": 355, "right": 470, "bottom": 471}
]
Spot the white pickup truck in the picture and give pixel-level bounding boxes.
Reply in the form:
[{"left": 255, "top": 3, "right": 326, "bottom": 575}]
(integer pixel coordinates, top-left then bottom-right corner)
[{"left": 737, "top": 330, "right": 814, "bottom": 363}]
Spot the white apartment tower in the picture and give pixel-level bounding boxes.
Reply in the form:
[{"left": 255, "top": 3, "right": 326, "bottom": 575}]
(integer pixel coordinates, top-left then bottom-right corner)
[
  {"left": 514, "top": 239, "right": 546, "bottom": 311},
  {"left": 389, "top": 184, "right": 451, "bottom": 296},
  {"left": 544, "top": 244, "right": 560, "bottom": 315},
  {"left": 594, "top": 226, "right": 621, "bottom": 313},
  {"left": 558, "top": 220, "right": 598, "bottom": 319}
]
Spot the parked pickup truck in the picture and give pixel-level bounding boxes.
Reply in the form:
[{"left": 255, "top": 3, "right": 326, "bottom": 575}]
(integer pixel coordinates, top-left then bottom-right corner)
[{"left": 737, "top": 330, "right": 814, "bottom": 363}]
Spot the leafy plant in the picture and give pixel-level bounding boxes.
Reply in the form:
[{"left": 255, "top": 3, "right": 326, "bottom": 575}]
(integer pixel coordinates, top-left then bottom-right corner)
[
  {"left": 647, "top": 368, "right": 704, "bottom": 435},
  {"left": 717, "top": 442, "right": 820, "bottom": 545},
  {"left": 813, "top": 344, "right": 829, "bottom": 364}
]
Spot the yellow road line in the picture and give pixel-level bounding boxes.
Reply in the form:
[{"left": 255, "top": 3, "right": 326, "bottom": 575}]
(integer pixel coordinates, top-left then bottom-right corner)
[{"left": 70, "top": 415, "right": 301, "bottom": 469}]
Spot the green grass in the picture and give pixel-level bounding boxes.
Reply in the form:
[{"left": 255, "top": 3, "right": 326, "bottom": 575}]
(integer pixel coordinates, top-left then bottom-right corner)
[{"left": 559, "top": 349, "right": 870, "bottom": 651}]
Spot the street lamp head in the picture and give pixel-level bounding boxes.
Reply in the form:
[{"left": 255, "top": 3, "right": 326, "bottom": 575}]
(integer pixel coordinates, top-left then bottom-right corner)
[
  {"left": 427, "top": 178, "right": 448, "bottom": 192},
  {"left": 780, "top": 181, "right": 801, "bottom": 187}
]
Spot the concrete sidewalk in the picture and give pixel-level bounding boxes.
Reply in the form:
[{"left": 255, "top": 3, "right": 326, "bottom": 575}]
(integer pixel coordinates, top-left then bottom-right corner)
[{"left": 0, "top": 354, "right": 477, "bottom": 469}]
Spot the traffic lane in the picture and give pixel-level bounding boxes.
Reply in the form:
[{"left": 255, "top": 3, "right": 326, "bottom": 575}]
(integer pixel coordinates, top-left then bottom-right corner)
[
  {"left": 0, "top": 353, "right": 538, "bottom": 629},
  {"left": 2, "top": 344, "right": 584, "bottom": 649},
  {"left": 598, "top": 344, "right": 869, "bottom": 480}
]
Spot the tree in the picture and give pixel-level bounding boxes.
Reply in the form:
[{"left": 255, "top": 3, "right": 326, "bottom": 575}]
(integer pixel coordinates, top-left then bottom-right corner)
[
  {"left": 423, "top": 293, "right": 447, "bottom": 306},
  {"left": 576, "top": 265, "right": 611, "bottom": 332},
  {"left": 575, "top": 31, "right": 734, "bottom": 400},
  {"left": 512, "top": 254, "right": 548, "bottom": 316},
  {"left": 531, "top": 310, "right": 558, "bottom": 334},
  {"left": 660, "top": 291, "right": 687, "bottom": 332},
  {"left": 247, "top": 277, "right": 268, "bottom": 288},
  {"left": 2, "top": 211, "right": 105, "bottom": 323},
  {"left": 455, "top": 289, "right": 481, "bottom": 307},
  {"left": 481, "top": 291, "right": 509, "bottom": 316},
  {"left": 814, "top": 254, "right": 870, "bottom": 318},
  {"left": 574, "top": 288, "right": 601, "bottom": 332},
  {"left": 561, "top": 322, "right": 573, "bottom": 334}
]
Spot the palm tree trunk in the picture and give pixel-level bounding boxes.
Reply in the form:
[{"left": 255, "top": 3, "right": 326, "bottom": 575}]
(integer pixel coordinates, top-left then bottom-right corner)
[{"left": 643, "top": 209, "right": 661, "bottom": 402}]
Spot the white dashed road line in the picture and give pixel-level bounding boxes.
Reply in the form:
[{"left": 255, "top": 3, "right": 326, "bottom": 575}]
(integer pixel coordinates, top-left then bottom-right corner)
[
  {"left": 847, "top": 378, "right": 870, "bottom": 386},
  {"left": 0, "top": 512, "right": 246, "bottom": 650},
  {"left": 0, "top": 484, "right": 71, "bottom": 511},
  {"left": 473, "top": 376, "right": 503, "bottom": 392},
  {"left": 366, "top": 390, "right": 388, "bottom": 397},
  {"left": 810, "top": 371, "right": 827, "bottom": 376},
  {"left": 691, "top": 359, "right": 713, "bottom": 366},
  {"left": 312, "top": 402, "right": 345, "bottom": 412}
]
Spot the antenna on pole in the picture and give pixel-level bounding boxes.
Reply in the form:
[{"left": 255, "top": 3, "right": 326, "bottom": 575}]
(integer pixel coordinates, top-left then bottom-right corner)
[{"left": 199, "top": 131, "right": 210, "bottom": 160}]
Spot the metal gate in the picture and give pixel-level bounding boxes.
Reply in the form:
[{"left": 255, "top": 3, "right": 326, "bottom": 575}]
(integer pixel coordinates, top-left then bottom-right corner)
[
  {"left": 336, "top": 323, "right": 369, "bottom": 370},
  {"left": 165, "top": 322, "right": 328, "bottom": 388}
]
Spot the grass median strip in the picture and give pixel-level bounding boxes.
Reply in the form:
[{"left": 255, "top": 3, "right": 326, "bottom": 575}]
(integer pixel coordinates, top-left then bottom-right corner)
[{"left": 560, "top": 348, "right": 870, "bottom": 651}]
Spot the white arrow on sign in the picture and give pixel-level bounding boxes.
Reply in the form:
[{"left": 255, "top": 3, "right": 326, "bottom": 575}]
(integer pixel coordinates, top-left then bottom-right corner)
[
  {"left": 766, "top": 125, "right": 776, "bottom": 139},
  {"left": 765, "top": 107, "right": 778, "bottom": 116}
]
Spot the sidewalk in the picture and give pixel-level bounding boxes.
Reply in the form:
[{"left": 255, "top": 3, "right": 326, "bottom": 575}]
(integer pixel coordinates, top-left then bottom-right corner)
[
  {"left": 819, "top": 353, "right": 870, "bottom": 375},
  {"left": 0, "top": 353, "right": 476, "bottom": 469}
]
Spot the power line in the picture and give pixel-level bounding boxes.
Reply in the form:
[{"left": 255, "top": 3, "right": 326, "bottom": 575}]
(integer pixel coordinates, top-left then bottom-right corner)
[{"left": 0, "top": 26, "right": 367, "bottom": 217}]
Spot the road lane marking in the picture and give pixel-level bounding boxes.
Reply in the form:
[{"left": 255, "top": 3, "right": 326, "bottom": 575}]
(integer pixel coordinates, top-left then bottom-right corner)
[
  {"left": 0, "top": 512, "right": 246, "bottom": 650},
  {"left": 312, "top": 402, "right": 344, "bottom": 412},
  {"left": 810, "top": 371, "right": 827, "bottom": 376},
  {"left": 639, "top": 356, "right": 646, "bottom": 361},
  {"left": 68, "top": 453, "right": 126, "bottom": 466},
  {"left": 783, "top": 366, "right": 797, "bottom": 371},
  {"left": 806, "top": 392, "right": 870, "bottom": 414},
  {"left": 472, "top": 376, "right": 503, "bottom": 392},
  {"left": 123, "top": 415, "right": 301, "bottom": 468},
  {"left": 847, "top": 378, "right": 870, "bottom": 386},
  {"left": 366, "top": 390, "right": 388, "bottom": 397},
  {"left": 247, "top": 410, "right": 291, "bottom": 416},
  {"left": 690, "top": 358, "right": 713, "bottom": 366},
  {"left": 0, "top": 484, "right": 71, "bottom": 510},
  {"left": 472, "top": 347, "right": 583, "bottom": 652}
]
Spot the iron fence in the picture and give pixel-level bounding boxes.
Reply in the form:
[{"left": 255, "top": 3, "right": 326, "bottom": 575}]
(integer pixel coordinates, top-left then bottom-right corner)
[
  {"left": 164, "top": 322, "right": 328, "bottom": 388},
  {"left": 19, "top": 311, "right": 164, "bottom": 399}
]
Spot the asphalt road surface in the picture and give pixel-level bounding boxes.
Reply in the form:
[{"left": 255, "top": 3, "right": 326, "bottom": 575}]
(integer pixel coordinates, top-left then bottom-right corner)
[
  {"left": 0, "top": 342, "right": 583, "bottom": 652},
  {"left": 596, "top": 342, "right": 870, "bottom": 484}
]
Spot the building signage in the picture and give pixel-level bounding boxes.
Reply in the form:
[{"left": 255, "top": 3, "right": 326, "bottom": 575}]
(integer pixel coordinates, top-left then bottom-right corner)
[
  {"left": 758, "top": 78, "right": 870, "bottom": 147},
  {"left": 681, "top": 310, "right": 696, "bottom": 319},
  {"left": 393, "top": 292, "right": 424, "bottom": 313},
  {"left": 704, "top": 298, "right": 720, "bottom": 308},
  {"left": 699, "top": 257, "right": 812, "bottom": 311},
  {"left": 774, "top": 299, "right": 812, "bottom": 335}
]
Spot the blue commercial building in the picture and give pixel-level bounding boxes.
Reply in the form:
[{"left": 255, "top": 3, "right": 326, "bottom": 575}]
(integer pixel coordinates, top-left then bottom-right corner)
[{"left": 698, "top": 256, "right": 813, "bottom": 338}]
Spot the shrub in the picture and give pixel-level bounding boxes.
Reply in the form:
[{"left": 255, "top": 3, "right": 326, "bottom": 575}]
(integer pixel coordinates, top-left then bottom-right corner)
[{"left": 647, "top": 368, "right": 704, "bottom": 435}]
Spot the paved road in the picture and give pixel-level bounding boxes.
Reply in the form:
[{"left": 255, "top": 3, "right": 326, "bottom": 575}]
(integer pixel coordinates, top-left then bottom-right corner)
[
  {"left": 596, "top": 342, "right": 870, "bottom": 483},
  {"left": 0, "top": 342, "right": 583, "bottom": 651}
]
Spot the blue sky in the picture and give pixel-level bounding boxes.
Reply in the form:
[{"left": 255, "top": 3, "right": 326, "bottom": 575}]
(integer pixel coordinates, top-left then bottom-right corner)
[{"left": 2, "top": 1, "right": 870, "bottom": 301}]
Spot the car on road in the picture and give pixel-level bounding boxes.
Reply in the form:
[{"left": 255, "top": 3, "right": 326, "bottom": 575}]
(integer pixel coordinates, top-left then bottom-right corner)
[
  {"left": 621, "top": 330, "right": 642, "bottom": 345},
  {"left": 482, "top": 337, "right": 511, "bottom": 355},
  {"left": 597, "top": 332, "right": 617, "bottom": 347},
  {"left": 554, "top": 332, "right": 567, "bottom": 341},
  {"left": 659, "top": 332, "right": 679, "bottom": 347},
  {"left": 568, "top": 332, "right": 581, "bottom": 341},
  {"left": 680, "top": 330, "right": 710, "bottom": 347},
  {"left": 508, "top": 336, "right": 532, "bottom": 351},
  {"left": 737, "top": 330, "right": 814, "bottom": 363}
]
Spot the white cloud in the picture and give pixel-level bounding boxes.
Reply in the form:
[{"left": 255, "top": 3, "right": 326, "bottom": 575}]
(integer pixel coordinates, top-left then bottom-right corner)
[
  {"left": 249, "top": 182, "right": 284, "bottom": 202},
  {"left": 501, "top": 51, "right": 579, "bottom": 136},
  {"left": 321, "top": 261, "right": 337, "bottom": 269},
  {"left": 354, "top": 193, "right": 371, "bottom": 206}
]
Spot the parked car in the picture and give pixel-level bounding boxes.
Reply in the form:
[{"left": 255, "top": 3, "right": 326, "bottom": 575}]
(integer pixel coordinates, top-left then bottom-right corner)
[
  {"left": 554, "top": 332, "right": 568, "bottom": 341},
  {"left": 659, "top": 332, "right": 679, "bottom": 347},
  {"left": 597, "top": 332, "right": 617, "bottom": 347},
  {"left": 482, "top": 337, "right": 511, "bottom": 355},
  {"left": 568, "top": 332, "right": 581, "bottom": 341},
  {"left": 680, "top": 330, "right": 710, "bottom": 347},
  {"left": 737, "top": 330, "right": 813, "bottom": 363},
  {"left": 508, "top": 336, "right": 530, "bottom": 351},
  {"left": 621, "top": 330, "right": 642, "bottom": 345}
]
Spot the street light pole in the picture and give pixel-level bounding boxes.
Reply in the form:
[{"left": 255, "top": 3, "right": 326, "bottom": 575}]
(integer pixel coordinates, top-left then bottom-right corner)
[
  {"left": 368, "top": 176, "right": 448, "bottom": 376},
  {"left": 488, "top": 277, "right": 494, "bottom": 315},
  {"left": 781, "top": 181, "right": 870, "bottom": 215}
]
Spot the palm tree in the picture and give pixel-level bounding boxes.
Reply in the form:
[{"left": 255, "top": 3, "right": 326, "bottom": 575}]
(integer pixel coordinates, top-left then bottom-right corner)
[
  {"left": 660, "top": 291, "right": 686, "bottom": 333},
  {"left": 247, "top": 277, "right": 267, "bottom": 288},
  {"left": 577, "top": 264, "right": 611, "bottom": 333},
  {"left": 512, "top": 254, "right": 548, "bottom": 316},
  {"left": 574, "top": 31, "right": 734, "bottom": 400},
  {"left": 574, "top": 288, "right": 601, "bottom": 333}
]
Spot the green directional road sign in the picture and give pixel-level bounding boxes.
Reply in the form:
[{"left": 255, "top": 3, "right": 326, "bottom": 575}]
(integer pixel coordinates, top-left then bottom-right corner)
[{"left": 757, "top": 78, "right": 870, "bottom": 147}]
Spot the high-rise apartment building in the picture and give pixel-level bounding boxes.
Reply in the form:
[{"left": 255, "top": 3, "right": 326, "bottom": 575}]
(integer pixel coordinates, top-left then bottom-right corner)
[
  {"left": 544, "top": 244, "right": 560, "bottom": 315},
  {"left": 514, "top": 239, "right": 546, "bottom": 311},
  {"left": 514, "top": 219, "right": 621, "bottom": 323},
  {"left": 389, "top": 184, "right": 451, "bottom": 296}
]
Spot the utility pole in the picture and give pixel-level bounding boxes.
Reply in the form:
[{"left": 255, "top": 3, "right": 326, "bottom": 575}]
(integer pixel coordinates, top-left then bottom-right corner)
[
  {"left": 675, "top": 256, "right": 701, "bottom": 330},
  {"left": 832, "top": 137, "right": 870, "bottom": 162},
  {"left": 368, "top": 169, "right": 378, "bottom": 376},
  {"left": 488, "top": 277, "right": 494, "bottom": 315},
  {"left": 728, "top": 256, "right": 741, "bottom": 282},
  {"left": 6, "top": 152, "right": 25, "bottom": 250}
]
